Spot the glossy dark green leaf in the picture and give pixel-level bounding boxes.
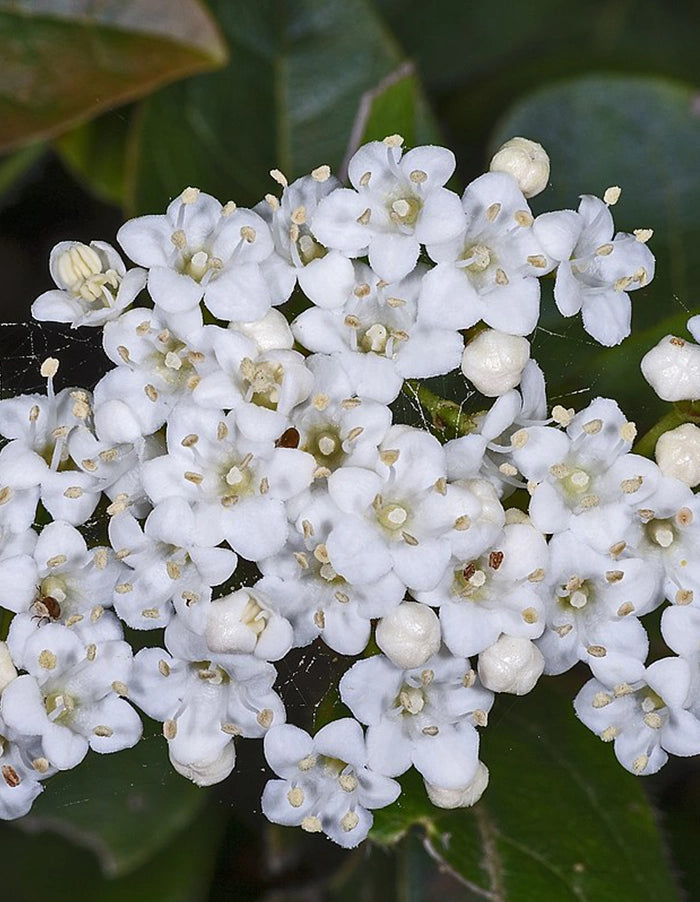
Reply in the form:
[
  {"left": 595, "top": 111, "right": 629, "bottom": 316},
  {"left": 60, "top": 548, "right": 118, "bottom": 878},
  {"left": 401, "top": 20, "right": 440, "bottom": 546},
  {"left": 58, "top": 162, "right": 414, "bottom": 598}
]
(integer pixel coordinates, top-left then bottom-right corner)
[
  {"left": 376, "top": 0, "right": 564, "bottom": 91},
  {"left": 0, "top": 142, "right": 46, "bottom": 205},
  {"left": 24, "top": 728, "right": 207, "bottom": 876},
  {"left": 655, "top": 761, "right": 700, "bottom": 902},
  {"left": 55, "top": 111, "right": 132, "bottom": 206},
  {"left": 126, "top": 0, "right": 404, "bottom": 213},
  {"left": 380, "top": 0, "right": 700, "bottom": 93},
  {"left": 0, "top": 0, "right": 227, "bottom": 152},
  {"left": 342, "top": 62, "right": 442, "bottom": 176},
  {"left": 372, "top": 682, "right": 681, "bottom": 902},
  {"left": 0, "top": 795, "right": 227, "bottom": 901}
]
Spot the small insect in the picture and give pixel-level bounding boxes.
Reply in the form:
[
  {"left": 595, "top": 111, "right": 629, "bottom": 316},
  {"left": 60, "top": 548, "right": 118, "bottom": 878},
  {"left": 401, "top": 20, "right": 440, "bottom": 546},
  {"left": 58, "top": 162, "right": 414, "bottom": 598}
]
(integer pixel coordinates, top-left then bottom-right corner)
[
  {"left": 275, "top": 427, "right": 300, "bottom": 449},
  {"left": 30, "top": 595, "right": 62, "bottom": 626}
]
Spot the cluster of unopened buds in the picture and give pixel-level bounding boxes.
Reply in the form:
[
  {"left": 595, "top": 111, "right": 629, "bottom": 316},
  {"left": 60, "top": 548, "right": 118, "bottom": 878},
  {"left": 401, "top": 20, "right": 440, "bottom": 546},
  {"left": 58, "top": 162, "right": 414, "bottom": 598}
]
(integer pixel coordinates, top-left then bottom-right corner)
[{"left": 0, "top": 131, "right": 696, "bottom": 849}]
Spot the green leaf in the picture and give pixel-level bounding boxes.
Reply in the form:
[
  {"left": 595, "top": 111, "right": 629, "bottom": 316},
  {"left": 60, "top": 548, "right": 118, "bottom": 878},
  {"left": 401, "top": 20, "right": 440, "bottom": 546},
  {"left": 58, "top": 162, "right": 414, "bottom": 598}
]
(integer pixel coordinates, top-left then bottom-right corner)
[
  {"left": 342, "top": 62, "right": 442, "bottom": 175},
  {"left": 372, "top": 682, "right": 680, "bottom": 902},
  {"left": 0, "top": 796, "right": 227, "bottom": 901},
  {"left": 24, "top": 727, "right": 207, "bottom": 876},
  {"left": 0, "top": 0, "right": 227, "bottom": 153},
  {"left": 376, "top": 0, "right": 564, "bottom": 91},
  {"left": 126, "top": 0, "right": 405, "bottom": 213},
  {"left": 54, "top": 111, "right": 132, "bottom": 206},
  {"left": 0, "top": 141, "right": 46, "bottom": 205},
  {"left": 378, "top": 0, "right": 700, "bottom": 90}
]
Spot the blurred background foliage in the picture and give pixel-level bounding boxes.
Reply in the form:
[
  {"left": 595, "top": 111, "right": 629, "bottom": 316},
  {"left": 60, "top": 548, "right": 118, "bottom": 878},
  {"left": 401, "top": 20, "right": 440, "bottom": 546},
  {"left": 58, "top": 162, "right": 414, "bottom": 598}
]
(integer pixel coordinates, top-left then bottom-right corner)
[{"left": 1, "top": 1, "right": 700, "bottom": 899}]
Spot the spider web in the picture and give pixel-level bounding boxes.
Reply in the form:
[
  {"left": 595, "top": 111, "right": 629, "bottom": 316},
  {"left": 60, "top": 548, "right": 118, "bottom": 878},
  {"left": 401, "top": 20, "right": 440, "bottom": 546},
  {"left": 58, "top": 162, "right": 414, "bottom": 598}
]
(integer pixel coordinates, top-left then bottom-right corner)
[{"left": 0, "top": 322, "right": 111, "bottom": 398}]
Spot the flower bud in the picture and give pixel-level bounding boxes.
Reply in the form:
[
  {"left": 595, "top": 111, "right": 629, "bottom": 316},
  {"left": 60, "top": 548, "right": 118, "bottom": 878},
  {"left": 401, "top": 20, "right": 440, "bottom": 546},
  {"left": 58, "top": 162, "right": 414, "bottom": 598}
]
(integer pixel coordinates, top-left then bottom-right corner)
[
  {"left": 640, "top": 335, "right": 700, "bottom": 402},
  {"left": 231, "top": 309, "right": 293, "bottom": 351},
  {"left": 489, "top": 137, "right": 550, "bottom": 198},
  {"left": 424, "top": 761, "right": 489, "bottom": 809},
  {"left": 461, "top": 329, "right": 530, "bottom": 397},
  {"left": 170, "top": 743, "right": 236, "bottom": 786},
  {"left": 375, "top": 602, "right": 441, "bottom": 671},
  {"left": 206, "top": 590, "right": 261, "bottom": 655},
  {"left": 477, "top": 635, "right": 544, "bottom": 695},
  {"left": 655, "top": 423, "right": 700, "bottom": 487},
  {"left": 0, "top": 642, "right": 17, "bottom": 695}
]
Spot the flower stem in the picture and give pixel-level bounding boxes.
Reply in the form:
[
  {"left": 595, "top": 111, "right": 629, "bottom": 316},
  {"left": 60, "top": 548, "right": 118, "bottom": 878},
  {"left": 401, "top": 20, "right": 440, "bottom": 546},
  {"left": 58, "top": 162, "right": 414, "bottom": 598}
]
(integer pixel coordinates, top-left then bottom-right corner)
[
  {"left": 403, "top": 380, "right": 480, "bottom": 438},
  {"left": 633, "top": 401, "right": 700, "bottom": 459}
]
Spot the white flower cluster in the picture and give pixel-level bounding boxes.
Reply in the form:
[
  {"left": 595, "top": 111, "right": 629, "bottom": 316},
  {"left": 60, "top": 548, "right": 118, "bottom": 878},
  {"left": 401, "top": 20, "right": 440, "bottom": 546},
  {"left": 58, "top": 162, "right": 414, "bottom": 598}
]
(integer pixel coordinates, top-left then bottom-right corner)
[{"left": 0, "top": 133, "right": 689, "bottom": 847}]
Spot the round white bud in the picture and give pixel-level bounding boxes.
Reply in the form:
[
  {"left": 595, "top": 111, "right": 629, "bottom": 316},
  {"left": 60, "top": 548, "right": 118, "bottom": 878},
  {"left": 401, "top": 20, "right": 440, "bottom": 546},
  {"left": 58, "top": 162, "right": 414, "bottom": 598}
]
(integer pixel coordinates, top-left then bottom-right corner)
[
  {"left": 0, "top": 642, "right": 17, "bottom": 695},
  {"left": 489, "top": 137, "right": 550, "bottom": 198},
  {"left": 424, "top": 761, "right": 490, "bottom": 809},
  {"left": 461, "top": 329, "right": 530, "bottom": 397},
  {"left": 477, "top": 635, "right": 544, "bottom": 695},
  {"left": 231, "top": 309, "right": 293, "bottom": 352},
  {"left": 376, "top": 601, "right": 441, "bottom": 671},
  {"left": 170, "top": 743, "right": 236, "bottom": 786},
  {"left": 655, "top": 423, "right": 700, "bottom": 487},
  {"left": 640, "top": 335, "right": 700, "bottom": 402}
]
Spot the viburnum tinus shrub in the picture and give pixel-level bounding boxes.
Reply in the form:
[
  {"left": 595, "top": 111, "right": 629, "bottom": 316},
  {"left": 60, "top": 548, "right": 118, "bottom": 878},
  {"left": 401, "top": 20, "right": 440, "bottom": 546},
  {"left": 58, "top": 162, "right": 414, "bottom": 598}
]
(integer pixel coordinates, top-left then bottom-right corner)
[{"left": 3, "top": 132, "right": 698, "bottom": 848}]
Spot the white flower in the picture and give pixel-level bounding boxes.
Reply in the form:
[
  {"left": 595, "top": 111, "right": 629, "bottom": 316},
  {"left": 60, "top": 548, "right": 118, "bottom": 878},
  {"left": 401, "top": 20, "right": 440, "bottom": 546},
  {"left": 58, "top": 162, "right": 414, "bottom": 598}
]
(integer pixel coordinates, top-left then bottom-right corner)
[
  {"left": 489, "top": 137, "right": 550, "bottom": 198},
  {"left": 67, "top": 424, "right": 159, "bottom": 519},
  {"left": 477, "top": 635, "right": 544, "bottom": 695},
  {"left": 32, "top": 241, "right": 146, "bottom": 328},
  {"left": 0, "top": 379, "right": 101, "bottom": 527},
  {"left": 96, "top": 308, "right": 213, "bottom": 440},
  {"left": 0, "top": 714, "right": 50, "bottom": 819},
  {"left": 536, "top": 531, "right": 657, "bottom": 682},
  {"left": 340, "top": 650, "right": 493, "bottom": 789},
  {"left": 255, "top": 170, "right": 355, "bottom": 309},
  {"left": 417, "top": 521, "right": 547, "bottom": 658},
  {"left": 292, "top": 263, "right": 463, "bottom": 403},
  {"left": 1, "top": 625, "right": 141, "bottom": 770},
  {"left": 290, "top": 354, "right": 393, "bottom": 475},
  {"left": 444, "top": 361, "right": 547, "bottom": 494},
  {"left": 512, "top": 398, "right": 658, "bottom": 551},
  {"left": 258, "top": 490, "right": 404, "bottom": 655},
  {"left": 622, "top": 477, "right": 700, "bottom": 606},
  {"left": 117, "top": 188, "right": 280, "bottom": 322},
  {"left": 141, "top": 404, "right": 316, "bottom": 561},
  {"left": 419, "top": 172, "right": 554, "bottom": 336},
  {"left": 535, "top": 194, "right": 655, "bottom": 346},
  {"left": 129, "top": 619, "right": 285, "bottom": 785},
  {"left": 261, "top": 718, "right": 400, "bottom": 848},
  {"left": 312, "top": 139, "right": 464, "bottom": 282},
  {"left": 192, "top": 327, "right": 313, "bottom": 442},
  {"left": 323, "top": 426, "right": 482, "bottom": 592},
  {"left": 108, "top": 497, "right": 238, "bottom": 631},
  {"left": 0, "top": 520, "right": 125, "bottom": 665},
  {"left": 574, "top": 659, "right": 700, "bottom": 775}
]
